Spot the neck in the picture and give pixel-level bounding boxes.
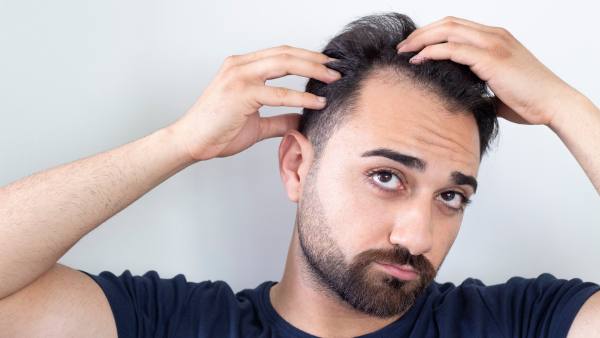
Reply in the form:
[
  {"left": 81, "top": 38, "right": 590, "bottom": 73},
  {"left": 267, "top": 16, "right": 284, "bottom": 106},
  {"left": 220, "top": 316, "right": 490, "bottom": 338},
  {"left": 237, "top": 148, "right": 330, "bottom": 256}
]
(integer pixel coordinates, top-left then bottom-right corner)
[{"left": 269, "top": 225, "right": 405, "bottom": 337}]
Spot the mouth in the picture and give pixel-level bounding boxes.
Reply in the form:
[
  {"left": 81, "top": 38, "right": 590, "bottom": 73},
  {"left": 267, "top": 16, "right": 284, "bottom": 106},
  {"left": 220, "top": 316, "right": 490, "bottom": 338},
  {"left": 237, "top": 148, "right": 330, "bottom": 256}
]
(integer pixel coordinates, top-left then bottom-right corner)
[{"left": 375, "top": 262, "right": 419, "bottom": 281}]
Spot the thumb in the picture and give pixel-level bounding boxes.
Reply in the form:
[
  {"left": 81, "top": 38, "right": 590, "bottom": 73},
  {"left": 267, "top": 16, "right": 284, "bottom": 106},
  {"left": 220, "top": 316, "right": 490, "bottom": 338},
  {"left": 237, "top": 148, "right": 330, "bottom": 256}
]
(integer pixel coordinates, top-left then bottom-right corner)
[
  {"left": 257, "top": 113, "right": 302, "bottom": 141},
  {"left": 495, "top": 96, "right": 530, "bottom": 125}
]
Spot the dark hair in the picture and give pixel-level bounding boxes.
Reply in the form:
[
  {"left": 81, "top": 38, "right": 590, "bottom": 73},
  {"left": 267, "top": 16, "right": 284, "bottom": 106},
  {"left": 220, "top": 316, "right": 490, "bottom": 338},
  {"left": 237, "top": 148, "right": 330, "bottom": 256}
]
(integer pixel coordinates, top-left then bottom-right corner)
[{"left": 298, "top": 12, "right": 498, "bottom": 162}]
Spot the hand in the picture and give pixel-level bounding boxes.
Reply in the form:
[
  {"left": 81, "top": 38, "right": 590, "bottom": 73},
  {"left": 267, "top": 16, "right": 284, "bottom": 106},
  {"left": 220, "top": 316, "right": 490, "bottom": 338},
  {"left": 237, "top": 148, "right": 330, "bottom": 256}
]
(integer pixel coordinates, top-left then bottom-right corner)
[
  {"left": 169, "top": 45, "right": 341, "bottom": 162},
  {"left": 396, "top": 16, "right": 580, "bottom": 126}
]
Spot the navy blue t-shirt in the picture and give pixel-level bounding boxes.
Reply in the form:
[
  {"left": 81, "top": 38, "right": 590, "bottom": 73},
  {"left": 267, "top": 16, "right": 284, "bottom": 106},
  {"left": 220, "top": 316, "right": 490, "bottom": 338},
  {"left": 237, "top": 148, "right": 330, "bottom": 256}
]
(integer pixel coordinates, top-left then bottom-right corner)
[{"left": 81, "top": 270, "right": 599, "bottom": 338}]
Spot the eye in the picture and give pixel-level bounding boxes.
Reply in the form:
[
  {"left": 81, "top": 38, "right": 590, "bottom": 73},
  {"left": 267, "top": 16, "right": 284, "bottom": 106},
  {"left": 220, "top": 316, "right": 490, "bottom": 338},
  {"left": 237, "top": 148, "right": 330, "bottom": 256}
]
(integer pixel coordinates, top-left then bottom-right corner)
[
  {"left": 437, "top": 191, "right": 472, "bottom": 212},
  {"left": 366, "top": 169, "right": 403, "bottom": 192}
]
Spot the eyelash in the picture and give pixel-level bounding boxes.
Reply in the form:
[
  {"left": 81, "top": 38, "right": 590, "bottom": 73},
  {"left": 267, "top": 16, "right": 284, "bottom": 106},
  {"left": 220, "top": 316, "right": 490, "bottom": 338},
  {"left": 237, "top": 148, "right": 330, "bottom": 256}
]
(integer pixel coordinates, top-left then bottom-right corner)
[{"left": 364, "top": 168, "right": 472, "bottom": 212}]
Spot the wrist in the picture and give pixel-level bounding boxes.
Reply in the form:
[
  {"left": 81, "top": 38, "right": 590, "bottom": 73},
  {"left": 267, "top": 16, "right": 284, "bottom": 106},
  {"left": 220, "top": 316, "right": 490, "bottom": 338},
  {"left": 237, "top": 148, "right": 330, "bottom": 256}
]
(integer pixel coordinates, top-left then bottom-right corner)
[
  {"left": 156, "top": 125, "right": 201, "bottom": 167},
  {"left": 548, "top": 91, "right": 595, "bottom": 134}
]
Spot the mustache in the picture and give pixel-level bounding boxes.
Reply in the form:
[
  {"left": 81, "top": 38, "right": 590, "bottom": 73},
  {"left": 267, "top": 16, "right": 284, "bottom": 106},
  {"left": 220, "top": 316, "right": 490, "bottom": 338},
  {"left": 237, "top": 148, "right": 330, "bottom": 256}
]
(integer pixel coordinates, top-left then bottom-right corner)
[{"left": 352, "top": 245, "right": 436, "bottom": 278}]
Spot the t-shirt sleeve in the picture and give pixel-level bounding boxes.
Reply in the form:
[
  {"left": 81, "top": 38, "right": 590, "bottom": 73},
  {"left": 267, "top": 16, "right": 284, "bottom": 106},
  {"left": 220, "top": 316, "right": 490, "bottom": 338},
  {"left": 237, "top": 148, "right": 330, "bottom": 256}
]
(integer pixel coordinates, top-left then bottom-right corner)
[
  {"left": 80, "top": 269, "right": 237, "bottom": 338},
  {"left": 472, "top": 273, "right": 600, "bottom": 338}
]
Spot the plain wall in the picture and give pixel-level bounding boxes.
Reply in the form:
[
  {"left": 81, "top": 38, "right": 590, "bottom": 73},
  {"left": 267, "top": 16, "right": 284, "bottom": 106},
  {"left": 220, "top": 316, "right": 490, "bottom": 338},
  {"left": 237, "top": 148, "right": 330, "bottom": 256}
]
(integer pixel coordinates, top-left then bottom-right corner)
[{"left": 1, "top": 0, "right": 599, "bottom": 292}]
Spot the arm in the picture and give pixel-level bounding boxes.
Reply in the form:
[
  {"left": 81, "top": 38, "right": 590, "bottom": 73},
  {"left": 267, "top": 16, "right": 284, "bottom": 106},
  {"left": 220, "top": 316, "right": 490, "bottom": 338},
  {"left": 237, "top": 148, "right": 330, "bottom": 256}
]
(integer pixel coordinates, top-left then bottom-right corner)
[
  {"left": 567, "top": 290, "right": 600, "bottom": 337},
  {"left": 0, "top": 126, "right": 193, "bottom": 300},
  {"left": 0, "top": 124, "right": 192, "bottom": 337},
  {"left": 548, "top": 93, "right": 600, "bottom": 195},
  {"left": 395, "top": 16, "right": 600, "bottom": 336},
  {"left": 550, "top": 93, "right": 600, "bottom": 337},
  {"left": 0, "top": 45, "right": 339, "bottom": 336},
  {"left": 397, "top": 16, "right": 600, "bottom": 195}
]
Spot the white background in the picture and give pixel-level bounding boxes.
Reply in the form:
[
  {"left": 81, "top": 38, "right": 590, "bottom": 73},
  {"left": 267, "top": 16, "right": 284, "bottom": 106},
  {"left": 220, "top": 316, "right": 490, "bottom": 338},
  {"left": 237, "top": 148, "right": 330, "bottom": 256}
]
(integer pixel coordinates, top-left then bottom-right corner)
[{"left": 1, "top": 0, "right": 598, "bottom": 292}]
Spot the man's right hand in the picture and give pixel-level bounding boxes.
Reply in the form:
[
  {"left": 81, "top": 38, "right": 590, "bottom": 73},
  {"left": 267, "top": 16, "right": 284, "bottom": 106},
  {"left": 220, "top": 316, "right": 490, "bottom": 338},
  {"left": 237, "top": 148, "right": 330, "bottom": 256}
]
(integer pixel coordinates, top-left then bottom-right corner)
[
  {"left": 168, "top": 45, "right": 341, "bottom": 162},
  {"left": 0, "top": 44, "right": 341, "bottom": 337}
]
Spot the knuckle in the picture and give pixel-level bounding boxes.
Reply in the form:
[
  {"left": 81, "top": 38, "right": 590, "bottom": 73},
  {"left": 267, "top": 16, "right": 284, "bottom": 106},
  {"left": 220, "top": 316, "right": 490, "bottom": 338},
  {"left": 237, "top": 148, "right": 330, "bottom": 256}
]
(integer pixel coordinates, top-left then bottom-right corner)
[
  {"left": 277, "top": 44, "right": 292, "bottom": 52},
  {"left": 273, "top": 53, "right": 293, "bottom": 66},
  {"left": 277, "top": 52, "right": 293, "bottom": 61},
  {"left": 443, "top": 15, "right": 457, "bottom": 22},
  {"left": 273, "top": 87, "right": 290, "bottom": 100},
  {"left": 444, "top": 21, "right": 459, "bottom": 30},
  {"left": 483, "top": 37, "right": 511, "bottom": 60},
  {"left": 483, "top": 35, "right": 512, "bottom": 59},
  {"left": 498, "top": 27, "right": 510, "bottom": 35},
  {"left": 481, "top": 31, "right": 504, "bottom": 46},
  {"left": 487, "top": 45, "right": 512, "bottom": 60},
  {"left": 223, "top": 54, "right": 239, "bottom": 67},
  {"left": 492, "top": 26, "right": 511, "bottom": 37},
  {"left": 446, "top": 41, "right": 459, "bottom": 51}
]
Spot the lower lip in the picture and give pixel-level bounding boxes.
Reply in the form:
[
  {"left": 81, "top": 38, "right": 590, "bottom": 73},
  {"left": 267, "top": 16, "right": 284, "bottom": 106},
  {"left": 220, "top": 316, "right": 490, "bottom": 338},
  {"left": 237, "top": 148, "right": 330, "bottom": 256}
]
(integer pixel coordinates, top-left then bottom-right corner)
[{"left": 376, "top": 263, "right": 419, "bottom": 281}]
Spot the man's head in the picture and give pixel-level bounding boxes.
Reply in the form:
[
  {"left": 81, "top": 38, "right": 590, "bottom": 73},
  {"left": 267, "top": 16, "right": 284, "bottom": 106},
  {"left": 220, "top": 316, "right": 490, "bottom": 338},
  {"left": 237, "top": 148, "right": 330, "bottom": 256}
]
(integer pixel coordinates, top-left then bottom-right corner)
[
  {"left": 278, "top": 12, "right": 498, "bottom": 318},
  {"left": 299, "top": 12, "right": 498, "bottom": 163}
]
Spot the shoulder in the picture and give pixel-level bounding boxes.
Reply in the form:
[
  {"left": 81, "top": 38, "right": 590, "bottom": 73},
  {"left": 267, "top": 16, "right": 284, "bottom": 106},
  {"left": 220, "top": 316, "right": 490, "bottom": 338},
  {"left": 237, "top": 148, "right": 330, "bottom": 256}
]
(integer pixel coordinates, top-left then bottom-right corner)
[
  {"left": 422, "top": 273, "right": 599, "bottom": 338},
  {"left": 83, "top": 269, "right": 236, "bottom": 309},
  {"left": 426, "top": 273, "right": 600, "bottom": 312},
  {"left": 567, "top": 290, "right": 600, "bottom": 338},
  {"left": 82, "top": 269, "right": 271, "bottom": 337},
  {"left": 428, "top": 273, "right": 598, "bottom": 297}
]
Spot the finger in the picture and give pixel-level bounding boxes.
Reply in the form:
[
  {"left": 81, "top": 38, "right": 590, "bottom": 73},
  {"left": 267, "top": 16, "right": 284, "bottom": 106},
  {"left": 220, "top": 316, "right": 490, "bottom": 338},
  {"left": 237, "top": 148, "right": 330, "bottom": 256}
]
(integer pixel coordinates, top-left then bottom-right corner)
[
  {"left": 397, "top": 21, "right": 497, "bottom": 53},
  {"left": 226, "top": 45, "right": 334, "bottom": 67},
  {"left": 416, "top": 16, "right": 497, "bottom": 36},
  {"left": 407, "top": 42, "right": 490, "bottom": 74},
  {"left": 257, "top": 113, "right": 302, "bottom": 141},
  {"left": 240, "top": 53, "right": 342, "bottom": 83},
  {"left": 398, "top": 16, "right": 497, "bottom": 46},
  {"left": 397, "top": 16, "right": 498, "bottom": 52},
  {"left": 494, "top": 97, "right": 530, "bottom": 124},
  {"left": 253, "top": 85, "right": 327, "bottom": 110}
]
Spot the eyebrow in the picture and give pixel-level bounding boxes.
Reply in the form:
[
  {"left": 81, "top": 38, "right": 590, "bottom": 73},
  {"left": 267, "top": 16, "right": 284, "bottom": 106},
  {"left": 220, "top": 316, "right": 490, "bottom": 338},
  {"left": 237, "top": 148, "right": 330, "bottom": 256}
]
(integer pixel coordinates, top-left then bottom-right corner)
[
  {"left": 450, "top": 171, "right": 478, "bottom": 194},
  {"left": 360, "top": 147, "right": 478, "bottom": 193},
  {"left": 361, "top": 148, "right": 426, "bottom": 171}
]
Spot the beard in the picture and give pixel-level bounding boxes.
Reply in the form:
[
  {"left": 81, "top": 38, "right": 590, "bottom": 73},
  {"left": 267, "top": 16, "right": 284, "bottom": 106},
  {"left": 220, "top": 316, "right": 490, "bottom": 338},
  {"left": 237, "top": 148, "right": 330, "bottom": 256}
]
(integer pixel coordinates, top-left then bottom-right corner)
[{"left": 296, "top": 160, "right": 437, "bottom": 318}]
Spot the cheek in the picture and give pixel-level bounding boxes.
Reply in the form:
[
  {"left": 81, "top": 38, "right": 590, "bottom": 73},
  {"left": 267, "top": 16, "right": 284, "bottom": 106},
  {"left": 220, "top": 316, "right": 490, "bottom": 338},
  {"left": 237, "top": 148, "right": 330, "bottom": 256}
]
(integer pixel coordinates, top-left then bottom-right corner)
[
  {"left": 429, "top": 218, "right": 461, "bottom": 268},
  {"left": 318, "top": 169, "right": 393, "bottom": 254}
]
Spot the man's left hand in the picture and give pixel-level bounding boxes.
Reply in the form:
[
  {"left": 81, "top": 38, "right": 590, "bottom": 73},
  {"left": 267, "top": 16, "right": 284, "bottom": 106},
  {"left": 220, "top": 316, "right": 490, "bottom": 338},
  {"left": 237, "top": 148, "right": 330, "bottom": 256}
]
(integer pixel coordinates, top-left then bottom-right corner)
[{"left": 396, "top": 16, "right": 581, "bottom": 127}]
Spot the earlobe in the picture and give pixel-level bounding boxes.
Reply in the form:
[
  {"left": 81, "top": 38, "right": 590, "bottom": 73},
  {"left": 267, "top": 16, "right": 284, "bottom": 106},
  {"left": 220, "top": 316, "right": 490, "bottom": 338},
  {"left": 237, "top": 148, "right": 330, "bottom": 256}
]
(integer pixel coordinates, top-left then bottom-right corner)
[{"left": 278, "top": 130, "right": 314, "bottom": 203}]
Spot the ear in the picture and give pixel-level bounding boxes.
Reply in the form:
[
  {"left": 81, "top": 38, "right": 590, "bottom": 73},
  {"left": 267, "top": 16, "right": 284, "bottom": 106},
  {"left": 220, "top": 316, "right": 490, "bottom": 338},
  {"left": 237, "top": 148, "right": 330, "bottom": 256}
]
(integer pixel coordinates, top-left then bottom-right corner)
[{"left": 278, "top": 130, "right": 315, "bottom": 203}]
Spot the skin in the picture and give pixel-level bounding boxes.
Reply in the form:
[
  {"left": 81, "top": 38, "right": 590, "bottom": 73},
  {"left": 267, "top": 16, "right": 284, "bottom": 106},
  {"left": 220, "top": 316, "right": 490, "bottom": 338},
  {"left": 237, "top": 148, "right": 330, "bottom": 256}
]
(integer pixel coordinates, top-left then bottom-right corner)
[
  {"left": 0, "top": 16, "right": 598, "bottom": 337},
  {"left": 271, "top": 71, "right": 480, "bottom": 337}
]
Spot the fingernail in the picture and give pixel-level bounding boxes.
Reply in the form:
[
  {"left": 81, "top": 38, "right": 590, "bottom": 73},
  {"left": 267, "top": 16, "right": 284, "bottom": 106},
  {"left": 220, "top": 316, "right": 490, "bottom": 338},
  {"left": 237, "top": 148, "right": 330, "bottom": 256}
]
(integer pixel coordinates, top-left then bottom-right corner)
[
  {"left": 317, "top": 96, "right": 327, "bottom": 103},
  {"left": 397, "top": 41, "right": 408, "bottom": 52},
  {"left": 328, "top": 69, "right": 341, "bottom": 78},
  {"left": 409, "top": 55, "right": 424, "bottom": 64},
  {"left": 328, "top": 57, "right": 339, "bottom": 62}
]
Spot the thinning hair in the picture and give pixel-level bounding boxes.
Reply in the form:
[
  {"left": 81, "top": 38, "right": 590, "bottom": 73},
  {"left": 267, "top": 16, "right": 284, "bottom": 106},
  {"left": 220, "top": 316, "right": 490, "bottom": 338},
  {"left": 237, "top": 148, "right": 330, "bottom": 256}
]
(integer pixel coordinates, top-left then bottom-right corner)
[{"left": 298, "top": 12, "right": 499, "bottom": 162}]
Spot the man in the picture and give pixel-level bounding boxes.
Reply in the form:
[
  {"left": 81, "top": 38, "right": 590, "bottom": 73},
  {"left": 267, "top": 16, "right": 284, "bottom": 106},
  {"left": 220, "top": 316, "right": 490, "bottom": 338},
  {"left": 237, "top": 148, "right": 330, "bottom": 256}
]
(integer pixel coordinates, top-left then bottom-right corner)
[{"left": 0, "top": 12, "right": 599, "bottom": 338}]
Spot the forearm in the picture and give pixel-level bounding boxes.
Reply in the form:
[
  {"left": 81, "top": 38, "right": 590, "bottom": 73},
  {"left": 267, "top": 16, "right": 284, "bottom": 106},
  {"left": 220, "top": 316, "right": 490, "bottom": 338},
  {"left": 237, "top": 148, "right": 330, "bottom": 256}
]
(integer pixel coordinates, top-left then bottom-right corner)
[
  {"left": 0, "top": 126, "right": 195, "bottom": 299},
  {"left": 549, "top": 92, "right": 600, "bottom": 195}
]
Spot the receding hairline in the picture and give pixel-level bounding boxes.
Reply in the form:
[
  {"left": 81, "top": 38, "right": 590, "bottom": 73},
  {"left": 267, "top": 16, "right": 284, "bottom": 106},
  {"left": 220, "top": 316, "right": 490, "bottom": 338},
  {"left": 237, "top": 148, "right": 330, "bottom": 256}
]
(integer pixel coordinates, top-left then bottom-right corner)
[
  {"left": 313, "top": 65, "right": 482, "bottom": 162},
  {"left": 366, "top": 65, "right": 472, "bottom": 114}
]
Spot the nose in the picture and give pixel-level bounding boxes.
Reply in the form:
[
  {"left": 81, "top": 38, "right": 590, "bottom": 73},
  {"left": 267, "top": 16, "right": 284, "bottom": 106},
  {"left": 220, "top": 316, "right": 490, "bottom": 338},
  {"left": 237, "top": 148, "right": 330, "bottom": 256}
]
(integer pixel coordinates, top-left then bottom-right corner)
[{"left": 388, "top": 195, "right": 434, "bottom": 256}]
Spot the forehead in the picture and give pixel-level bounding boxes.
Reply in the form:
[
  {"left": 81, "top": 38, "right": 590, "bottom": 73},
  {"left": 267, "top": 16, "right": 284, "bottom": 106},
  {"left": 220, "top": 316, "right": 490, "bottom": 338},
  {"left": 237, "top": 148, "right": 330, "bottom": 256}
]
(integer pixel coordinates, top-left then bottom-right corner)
[{"left": 328, "top": 70, "right": 481, "bottom": 173}]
